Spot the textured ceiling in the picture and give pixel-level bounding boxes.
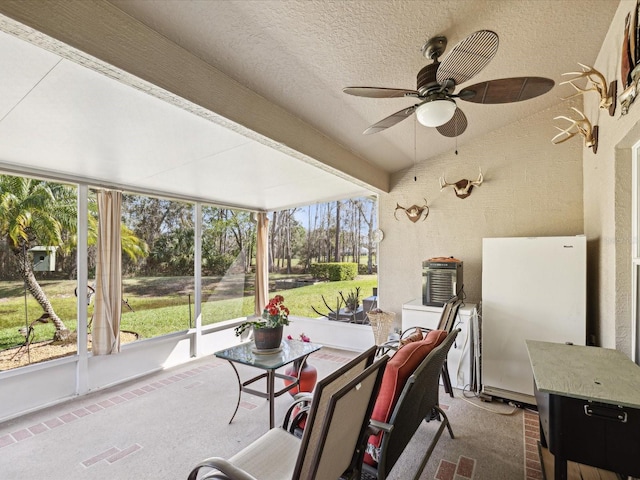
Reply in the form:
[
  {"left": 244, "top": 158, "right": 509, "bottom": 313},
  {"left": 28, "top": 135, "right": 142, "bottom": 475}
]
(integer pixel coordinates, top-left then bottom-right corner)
[
  {"left": 0, "top": 0, "right": 620, "bottom": 212},
  {"left": 110, "top": 0, "right": 618, "bottom": 173}
]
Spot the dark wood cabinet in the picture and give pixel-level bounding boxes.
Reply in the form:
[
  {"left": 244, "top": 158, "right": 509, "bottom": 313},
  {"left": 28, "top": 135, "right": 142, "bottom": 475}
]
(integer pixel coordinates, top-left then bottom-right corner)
[{"left": 527, "top": 340, "right": 640, "bottom": 480}]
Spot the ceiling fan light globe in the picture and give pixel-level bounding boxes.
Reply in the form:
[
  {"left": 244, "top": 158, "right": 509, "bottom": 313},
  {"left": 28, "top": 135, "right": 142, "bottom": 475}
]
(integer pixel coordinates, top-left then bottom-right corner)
[{"left": 416, "top": 99, "right": 456, "bottom": 127}]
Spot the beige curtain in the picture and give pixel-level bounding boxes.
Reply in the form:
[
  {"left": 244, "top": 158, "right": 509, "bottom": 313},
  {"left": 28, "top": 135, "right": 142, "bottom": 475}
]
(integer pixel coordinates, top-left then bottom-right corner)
[
  {"left": 93, "top": 190, "right": 122, "bottom": 355},
  {"left": 254, "top": 212, "right": 269, "bottom": 316}
]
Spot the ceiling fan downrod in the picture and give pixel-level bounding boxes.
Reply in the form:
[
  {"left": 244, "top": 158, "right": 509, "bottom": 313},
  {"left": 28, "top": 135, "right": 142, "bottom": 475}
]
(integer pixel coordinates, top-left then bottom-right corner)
[{"left": 421, "top": 35, "right": 447, "bottom": 60}]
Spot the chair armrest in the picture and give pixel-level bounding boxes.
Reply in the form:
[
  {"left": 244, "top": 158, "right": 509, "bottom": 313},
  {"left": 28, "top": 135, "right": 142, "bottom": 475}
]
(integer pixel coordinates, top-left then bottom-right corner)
[
  {"left": 376, "top": 342, "right": 399, "bottom": 356},
  {"left": 378, "top": 340, "right": 399, "bottom": 349},
  {"left": 285, "top": 407, "right": 311, "bottom": 434},
  {"left": 368, "top": 419, "right": 394, "bottom": 435},
  {"left": 187, "top": 457, "right": 259, "bottom": 480},
  {"left": 399, "top": 326, "right": 431, "bottom": 338},
  {"left": 291, "top": 392, "right": 313, "bottom": 402},
  {"left": 282, "top": 394, "right": 313, "bottom": 432}
]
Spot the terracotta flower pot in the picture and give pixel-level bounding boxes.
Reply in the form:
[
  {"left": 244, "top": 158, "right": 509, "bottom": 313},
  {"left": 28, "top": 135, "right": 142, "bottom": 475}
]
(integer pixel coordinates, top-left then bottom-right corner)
[{"left": 253, "top": 325, "right": 283, "bottom": 350}]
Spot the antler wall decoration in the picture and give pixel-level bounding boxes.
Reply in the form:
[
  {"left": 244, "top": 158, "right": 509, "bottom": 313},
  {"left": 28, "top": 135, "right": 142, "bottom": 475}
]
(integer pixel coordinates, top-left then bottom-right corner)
[
  {"left": 620, "top": 64, "right": 640, "bottom": 115},
  {"left": 439, "top": 168, "right": 484, "bottom": 199},
  {"left": 620, "top": 4, "right": 640, "bottom": 116},
  {"left": 551, "top": 107, "right": 598, "bottom": 154},
  {"left": 560, "top": 63, "right": 617, "bottom": 116},
  {"left": 394, "top": 200, "right": 429, "bottom": 223}
]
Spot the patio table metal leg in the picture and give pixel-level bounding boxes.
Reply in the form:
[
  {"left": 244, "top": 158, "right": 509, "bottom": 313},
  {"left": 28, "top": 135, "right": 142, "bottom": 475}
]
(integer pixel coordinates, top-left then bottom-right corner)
[
  {"left": 226, "top": 360, "right": 241, "bottom": 425},
  {"left": 268, "top": 369, "right": 275, "bottom": 429}
]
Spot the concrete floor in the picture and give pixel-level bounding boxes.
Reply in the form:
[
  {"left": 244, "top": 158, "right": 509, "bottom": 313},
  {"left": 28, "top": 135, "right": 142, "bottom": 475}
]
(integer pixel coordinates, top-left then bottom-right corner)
[{"left": 0, "top": 347, "right": 531, "bottom": 480}]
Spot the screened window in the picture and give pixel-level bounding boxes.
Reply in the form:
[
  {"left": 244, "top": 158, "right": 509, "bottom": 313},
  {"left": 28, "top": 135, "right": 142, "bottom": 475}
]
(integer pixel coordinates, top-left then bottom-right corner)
[{"left": 0, "top": 174, "right": 79, "bottom": 370}]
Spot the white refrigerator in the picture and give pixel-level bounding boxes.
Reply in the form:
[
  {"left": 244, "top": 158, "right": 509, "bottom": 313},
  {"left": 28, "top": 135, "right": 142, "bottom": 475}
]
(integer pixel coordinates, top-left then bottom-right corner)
[{"left": 481, "top": 235, "right": 586, "bottom": 404}]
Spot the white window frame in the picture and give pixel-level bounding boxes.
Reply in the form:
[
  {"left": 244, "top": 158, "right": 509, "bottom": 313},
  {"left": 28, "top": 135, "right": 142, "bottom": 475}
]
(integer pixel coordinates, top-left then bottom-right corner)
[{"left": 632, "top": 141, "right": 640, "bottom": 364}]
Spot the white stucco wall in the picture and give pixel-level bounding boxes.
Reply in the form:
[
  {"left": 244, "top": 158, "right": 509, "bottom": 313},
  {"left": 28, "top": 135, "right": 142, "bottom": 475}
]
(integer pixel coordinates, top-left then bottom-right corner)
[
  {"left": 379, "top": 0, "right": 640, "bottom": 356},
  {"left": 585, "top": 0, "right": 640, "bottom": 354},
  {"left": 378, "top": 99, "right": 584, "bottom": 326}
]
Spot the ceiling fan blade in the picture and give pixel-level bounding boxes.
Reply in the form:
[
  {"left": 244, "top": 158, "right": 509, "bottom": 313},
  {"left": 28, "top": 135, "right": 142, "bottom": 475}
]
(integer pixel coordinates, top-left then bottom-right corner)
[
  {"left": 458, "top": 77, "right": 555, "bottom": 104},
  {"left": 436, "top": 30, "right": 499, "bottom": 86},
  {"left": 436, "top": 108, "right": 468, "bottom": 137},
  {"left": 363, "top": 106, "right": 416, "bottom": 134},
  {"left": 343, "top": 87, "right": 418, "bottom": 98}
]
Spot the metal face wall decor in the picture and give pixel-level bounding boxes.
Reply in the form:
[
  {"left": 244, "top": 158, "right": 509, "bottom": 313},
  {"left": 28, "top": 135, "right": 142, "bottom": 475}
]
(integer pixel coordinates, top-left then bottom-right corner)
[
  {"left": 551, "top": 107, "right": 599, "bottom": 154},
  {"left": 439, "top": 168, "right": 484, "bottom": 199},
  {"left": 560, "top": 63, "right": 616, "bottom": 116},
  {"left": 620, "top": 0, "right": 640, "bottom": 115},
  {"left": 394, "top": 200, "right": 429, "bottom": 222}
]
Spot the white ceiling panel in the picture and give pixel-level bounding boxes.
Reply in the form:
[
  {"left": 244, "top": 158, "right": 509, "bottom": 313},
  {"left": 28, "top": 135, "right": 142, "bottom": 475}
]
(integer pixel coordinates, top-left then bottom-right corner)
[
  {"left": 0, "top": 28, "right": 371, "bottom": 210},
  {"left": 146, "top": 140, "right": 371, "bottom": 211},
  {"left": 0, "top": 30, "right": 60, "bottom": 121}
]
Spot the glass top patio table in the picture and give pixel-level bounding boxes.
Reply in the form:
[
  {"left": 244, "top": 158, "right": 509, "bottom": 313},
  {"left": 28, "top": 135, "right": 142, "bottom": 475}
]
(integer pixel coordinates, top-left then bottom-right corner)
[
  {"left": 215, "top": 338, "right": 322, "bottom": 369},
  {"left": 214, "top": 339, "right": 322, "bottom": 428}
]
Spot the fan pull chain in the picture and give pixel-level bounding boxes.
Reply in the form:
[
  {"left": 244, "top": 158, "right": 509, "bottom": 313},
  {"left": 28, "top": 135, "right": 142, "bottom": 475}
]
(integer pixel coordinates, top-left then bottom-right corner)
[
  {"left": 414, "top": 117, "right": 417, "bottom": 181},
  {"left": 455, "top": 116, "right": 459, "bottom": 155}
]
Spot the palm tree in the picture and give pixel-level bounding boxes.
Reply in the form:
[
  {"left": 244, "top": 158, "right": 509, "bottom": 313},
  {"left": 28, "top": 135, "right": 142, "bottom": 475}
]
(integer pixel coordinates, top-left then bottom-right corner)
[
  {"left": 0, "top": 176, "right": 149, "bottom": 342},
  {"left": 0, "top": 176, "right": 77, "bottom": 341}
]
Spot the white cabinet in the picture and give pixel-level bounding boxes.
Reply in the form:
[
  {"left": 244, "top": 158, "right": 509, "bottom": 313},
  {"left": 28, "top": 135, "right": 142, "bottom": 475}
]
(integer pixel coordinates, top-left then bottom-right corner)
[{"left": 401, "top": 299, "right": 477, "bottom": 391}]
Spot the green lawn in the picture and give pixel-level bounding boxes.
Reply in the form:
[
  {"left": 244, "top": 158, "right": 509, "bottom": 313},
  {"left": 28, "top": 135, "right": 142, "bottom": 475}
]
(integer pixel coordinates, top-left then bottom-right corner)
[{"left": 0, "top": 275, "right": 377, "bottom": 350}]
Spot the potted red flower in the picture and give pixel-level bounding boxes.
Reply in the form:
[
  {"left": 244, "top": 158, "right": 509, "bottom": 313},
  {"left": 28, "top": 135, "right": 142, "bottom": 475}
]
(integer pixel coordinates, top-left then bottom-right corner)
[{"left": 235, "top": 295, "right": 291, "bottom": 350}]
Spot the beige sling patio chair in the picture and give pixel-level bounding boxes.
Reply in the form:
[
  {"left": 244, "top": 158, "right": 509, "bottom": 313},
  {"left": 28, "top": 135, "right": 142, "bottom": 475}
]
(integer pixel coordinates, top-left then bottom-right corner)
[
  {"left": 282, "top": 345, "right": 378, "bottom": 435},
  {"left": 187, "top": 347, "right": 388, "bottom": 480},
  {"left": 359, "top": 329, "right": 460, "bottom": 480}
]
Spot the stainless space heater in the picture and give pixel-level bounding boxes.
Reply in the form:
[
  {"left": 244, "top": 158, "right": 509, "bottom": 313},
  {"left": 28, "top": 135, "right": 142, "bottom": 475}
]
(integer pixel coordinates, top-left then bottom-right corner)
[{"left": 422, "top": 259, "right": 463, "bottom": 306}]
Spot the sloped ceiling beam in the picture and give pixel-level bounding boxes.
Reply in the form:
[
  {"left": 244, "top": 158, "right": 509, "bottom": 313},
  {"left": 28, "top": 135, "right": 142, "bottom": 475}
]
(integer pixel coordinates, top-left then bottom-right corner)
[{"left": 0, "top": 0, "right": 388, "bottom": 193}]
